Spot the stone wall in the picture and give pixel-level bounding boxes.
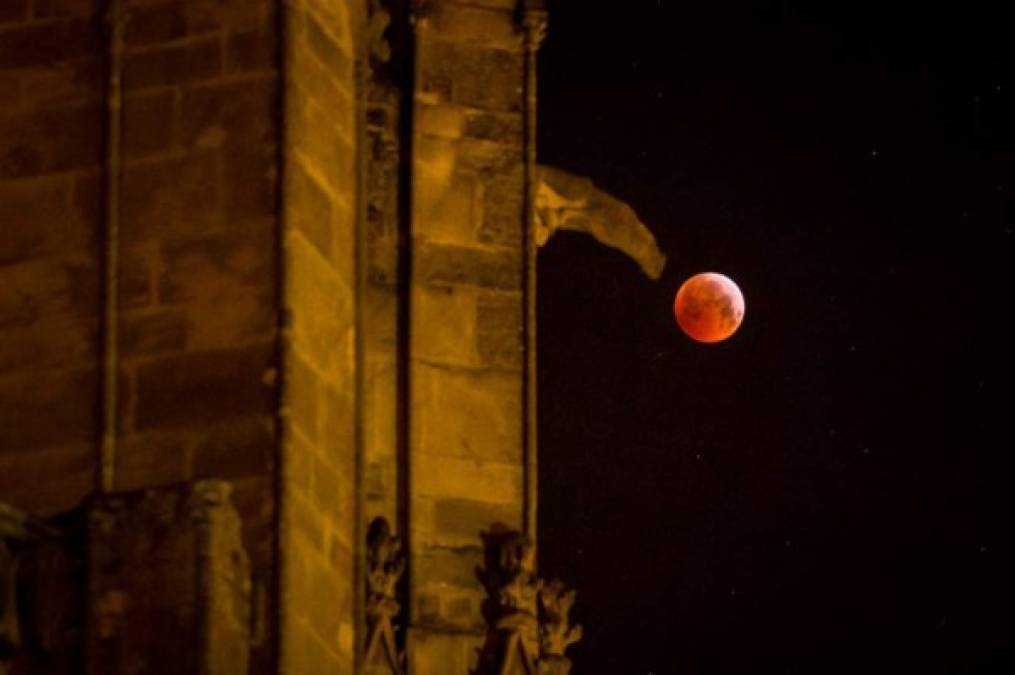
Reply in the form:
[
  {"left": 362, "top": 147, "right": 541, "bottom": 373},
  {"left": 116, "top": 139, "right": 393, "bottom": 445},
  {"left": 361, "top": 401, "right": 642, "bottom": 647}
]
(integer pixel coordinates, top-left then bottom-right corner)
[
  {"left": 1, "top": 1, "right": 281, "bottom": 671},
  {"left": 0, "top": 0, "right": 105, "bottom": 515},
  {"left": 279, "top": 0, "right": 364, "bottom": 672},
  {"left": 407, "top": 1, "right": 529, "bottom": 670}
]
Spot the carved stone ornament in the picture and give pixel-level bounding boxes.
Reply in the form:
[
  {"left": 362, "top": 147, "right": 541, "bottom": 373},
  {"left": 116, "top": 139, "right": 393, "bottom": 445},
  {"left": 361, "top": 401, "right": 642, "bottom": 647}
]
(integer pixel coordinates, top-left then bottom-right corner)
[
  {"left": 537, "top": 579, "right": 582, "bottom": 675},
  {"left": 476, "top": 528, "right": 541, "bottom": 675},
  {"left": 367, "top": 0, "right": 392, "bottom": 65},
  {"left": 365, "top": 517, "right": 405, "bottom": 674}
]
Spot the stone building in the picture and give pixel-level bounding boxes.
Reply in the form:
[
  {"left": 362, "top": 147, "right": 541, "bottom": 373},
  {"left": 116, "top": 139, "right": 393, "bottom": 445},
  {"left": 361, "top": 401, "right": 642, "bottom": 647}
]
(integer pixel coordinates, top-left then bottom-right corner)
[{"left": 0, "top": 1, "right": 661, "bottom": 673}]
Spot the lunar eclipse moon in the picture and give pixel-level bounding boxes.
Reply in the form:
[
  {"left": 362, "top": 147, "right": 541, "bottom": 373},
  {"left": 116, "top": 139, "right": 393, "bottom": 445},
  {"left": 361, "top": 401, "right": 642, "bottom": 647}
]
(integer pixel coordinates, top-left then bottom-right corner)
[{"left": 674, "top": 272, "right": 746, "bottom": 343}]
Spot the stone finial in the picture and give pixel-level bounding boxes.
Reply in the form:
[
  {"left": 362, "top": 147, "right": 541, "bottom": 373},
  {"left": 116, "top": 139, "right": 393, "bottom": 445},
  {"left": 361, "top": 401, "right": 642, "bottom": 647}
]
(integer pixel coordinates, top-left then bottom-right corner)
[
  {"left": 365, "top": 518, "right": 405, "bottom": 674},
  {"left": 476, "top": 528, "right": 542, "bottom": 674},
  {"left": 368, "top": 0, "right": 393, "bottom": 65},
  {"left": 537, "top": 579, "right": 582, "bottom": 675}
]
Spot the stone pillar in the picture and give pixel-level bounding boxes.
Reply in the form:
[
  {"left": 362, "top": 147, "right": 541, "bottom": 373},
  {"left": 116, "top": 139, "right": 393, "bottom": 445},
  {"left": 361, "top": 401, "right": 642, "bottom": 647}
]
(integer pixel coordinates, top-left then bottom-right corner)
[
  {"left": 85, "top": 482, "right": 251, "bottom": 675},
  {"left": 406, "top": 1, "right": 534, "bottom": 669}
]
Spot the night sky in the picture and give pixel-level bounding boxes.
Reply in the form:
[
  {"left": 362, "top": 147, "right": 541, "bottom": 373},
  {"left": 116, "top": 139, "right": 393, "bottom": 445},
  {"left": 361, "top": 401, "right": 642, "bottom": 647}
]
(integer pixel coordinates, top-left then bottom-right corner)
[{"left": 535, "top": 2, "right": 1014, "bottom": 673}]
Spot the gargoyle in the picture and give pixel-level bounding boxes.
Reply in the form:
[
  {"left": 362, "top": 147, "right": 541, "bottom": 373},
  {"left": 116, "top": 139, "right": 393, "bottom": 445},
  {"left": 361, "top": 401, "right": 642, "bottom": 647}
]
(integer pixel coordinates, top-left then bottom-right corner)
[{"left": 536, "top": 165, "right": 667, "bottom": 279}]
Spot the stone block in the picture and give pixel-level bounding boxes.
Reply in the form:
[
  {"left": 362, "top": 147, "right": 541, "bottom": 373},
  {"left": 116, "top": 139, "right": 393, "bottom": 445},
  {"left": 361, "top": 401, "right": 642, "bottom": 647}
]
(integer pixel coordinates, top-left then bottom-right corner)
[
  {"left": 133, "top": 342, "right": 276, "bottom": 429},
  {"left": 284, "top": 490, "right": 325, "bottom": 554},
  {"left": 292, "top": 96, "right": 355, "bottom": 199},
  {"left": 407, "top": 629, "right": 483, "bottom": 675},
  {"left": 428, "top": 2, "right": 521, "bottom": 51},
  {"left": 19, "top": 57, "right": 102, "bottom": 108},
  {"left": 464, "top": 109, "right": 522, "bottom": 142},
  {"left": 0, "top": 442, "right": 92, "bottom": 515},
  {"left": 419, "top": 41, "right": 523, "bottom": 113},
  {"left": 179, "top": 75, "right": 277, "bottom": 149},
  {"left": 413, "top": 285, "right": 478, "bottom": 366},
  {"left": 192, "top": 417, "right": 274, "bottom": 480},
  {"left": 0, "top": 176, "right": 95, "bottom": 263},
  {"left": 123, "top": 89, "right": 176, "bottom": 159},
  {"left": 119, "top": 244, "right": 155, "bottom": 309},
  {"left": 477, "top": 163, "right": 524, "bottom": 246},
  {"left": 475, "top": 290, "right": 522, "bottom": 368},
  {"left": 223, "top": 143, "right": 278, "bottom": 221},
  {"left": 227, "top": 25, "right": 279, "bottom": 74},
  {"left": 120, "top": 309, "right": 188, "bottom": 356},
  {"left": 310, "top": 452, "right": 353, "bottom": 541},
  {"left": 363, "top": 282, "right": 397, "bottom": 350},
  {"left": 285, "top": 234, "right": 353, "bottom": 384},
  {"left": 121, "top": 152, "right": 220, "bottom": 241},
  {"left": 0, "top": 367, "right": 97, "bottom": 454},
  {"left": 303, "top": 9, "right": 352, "bottom": 83},
  {"left": 411, "top": 451, "right": 522, "bottom": 505},
  {"left": 416, "top": 103, "right": 466, "bottom": 139},
  {"left": 123, "top": 1, "right": 219, "bottom": 45},
  {"left": 319, "top": 382, "right": 354, "bottom": 470},
  {"left": 286, "top": 351, "right": 320, "bottom": 443},
  {"left": 157, "top": 231, "right": 276, "bottom": 349},
  {"left": 287, "top": 159, "right": 333, "bottom": 260},
  {"left": 414, "top": 241, "right": 521, "bottom": 290},
  {"left": 429, "top": 496, "right": 520, "bottom": 548},
  {"left": 0, "top": 104, "right": 103, "bottom": 178},
  {"left": 0, "top": 257, "right": 98, "bottom": 328},
  {"left": 411, "top": 363, "right": 522, "bottom": 463},
  {"left": 114, "top": 429, "right": 190, "bottom": 491},
  {"left": 123, "top": 38, "right": 222, "bottom": 91},
  {"left": 0, "top": 312, "right": 96, "bottom": 376},
  {"left": 0, "top": 17, "right": 98, "bottom": 68}
]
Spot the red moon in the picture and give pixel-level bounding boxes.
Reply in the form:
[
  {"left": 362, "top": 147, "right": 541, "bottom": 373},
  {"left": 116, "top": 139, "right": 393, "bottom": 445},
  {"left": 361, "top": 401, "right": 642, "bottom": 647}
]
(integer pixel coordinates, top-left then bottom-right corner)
[{"left": 674, "top": 272, "right": 746, "bottom": 343}]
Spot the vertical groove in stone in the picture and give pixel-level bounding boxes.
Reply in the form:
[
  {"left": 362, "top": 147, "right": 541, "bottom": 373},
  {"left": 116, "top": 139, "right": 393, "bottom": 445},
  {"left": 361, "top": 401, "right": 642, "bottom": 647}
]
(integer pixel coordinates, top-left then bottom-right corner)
[{"left": 99, "top": 0, "right": 125, "bottom": 494}]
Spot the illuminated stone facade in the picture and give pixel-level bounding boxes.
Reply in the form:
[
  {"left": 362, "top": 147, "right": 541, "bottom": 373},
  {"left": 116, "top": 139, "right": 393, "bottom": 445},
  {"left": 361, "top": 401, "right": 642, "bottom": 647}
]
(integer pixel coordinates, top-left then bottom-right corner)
[{"left": 0, "top": 1, "right": 654, "bottom": 672}]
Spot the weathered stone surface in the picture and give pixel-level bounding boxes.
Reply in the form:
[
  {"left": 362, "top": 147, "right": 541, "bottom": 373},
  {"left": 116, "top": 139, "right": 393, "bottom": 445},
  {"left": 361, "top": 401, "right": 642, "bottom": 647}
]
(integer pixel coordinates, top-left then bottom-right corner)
[
  {"left": 114, "top": 430, "right": 189, "bottom": 491},
  {"left": 407, "top": 629, "right": 483, "bottom": 675},
  {"left": 0, "top": 104, "right": 103, "bottom": 177},
  {"left": 412, "top": 363, "right": 522, "bottom": 464},
  {"left": 133, "top": 343, "right": 276, "bottom": 429},
  {"left": 0, "top": 177, "right": 95, "bottom": 263},
  {"left": 303, "top": 9, "right": 352, "bottom": 84},
  {"left": 432, "top": 497, "right": 520, "bottom": 548},
  {"left": 412, "top": 452, "right": 522, "bottom": 505},
  {"left": 120, "top": 309, "right": 188, "bottom": 356},
  {"left": 123, "top": 1, "right": 220, "bottom": 45},
  {"left": 428, "top": 3, "right": 521, "bottom": 52},
  {"left": 123, "top": 38, "right": 222, "bottom": 91},
  {"left": 413, "top": 285, "right": 477, "bottom": 366},
  {"left": 192, "top": 418, "right": 274, "bottom": 480},
  {"left": 0, "top": 368, "right": 97, "bottom": 454},
  {"left": 86, "top": 482, "right": 251, "bottom": 675},
  {"left": 415, "top": 241, "right": 521, "bottom": 290},
  {"left": 123, "top": 90, "right": 176, "bottom": 159},
  {"left": 286, "top": 351, "right": 320, "bottom": 443},
  {"left": 476, "top": 291, "right": 522, "bottom": 368},
  {"left": 179, "top": 76, "right": 276, "bottom": 149},
  {"left": 227, "top": 26, "right": 278, "bottom": 74},
  {"left": 287, "top": 160, "right": 334, "bottom": 260},
  {"left": 0, "top": 18, "right": 98, "bottom": 68},
  {"left": 0, "top": 442, "right": 92, "bottom": 514},
  {"left": 19, "top": 57, "right": 102, "bottom": 108},
  {"left": 419, "top": 41, "right": 523, "bottom": 113},
  {"left": 121, "top": 153, "right": 220, "bottom": 241}
]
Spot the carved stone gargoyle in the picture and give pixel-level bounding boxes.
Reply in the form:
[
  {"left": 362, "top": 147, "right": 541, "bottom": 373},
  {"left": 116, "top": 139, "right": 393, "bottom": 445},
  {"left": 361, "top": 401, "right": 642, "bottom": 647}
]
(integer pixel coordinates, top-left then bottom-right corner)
[
  {"left": 536, "top": 165, "right": 667, "bottom": 280},
  {"left": 365, "top": 517, "right": 405, "bottom": 675}
]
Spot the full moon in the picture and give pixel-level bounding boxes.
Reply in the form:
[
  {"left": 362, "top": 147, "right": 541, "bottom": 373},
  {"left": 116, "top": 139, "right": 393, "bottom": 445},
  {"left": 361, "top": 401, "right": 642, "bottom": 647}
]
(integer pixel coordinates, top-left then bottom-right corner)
[{"left": 674, "top": 272, "right": 746, "bottom": 343}]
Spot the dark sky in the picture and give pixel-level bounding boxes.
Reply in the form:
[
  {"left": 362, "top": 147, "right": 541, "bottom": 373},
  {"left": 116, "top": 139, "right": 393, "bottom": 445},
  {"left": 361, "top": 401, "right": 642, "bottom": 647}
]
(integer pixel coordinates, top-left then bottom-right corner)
[{"left": 535, "top": 1, "right": 1014, "bottom": 673}]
